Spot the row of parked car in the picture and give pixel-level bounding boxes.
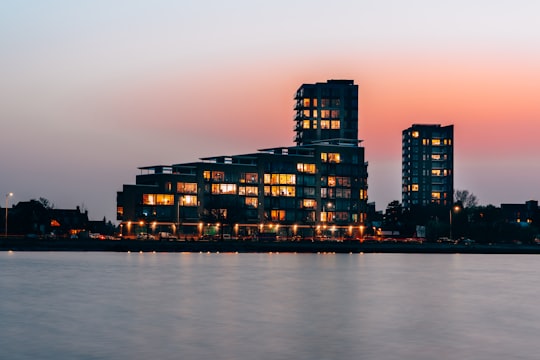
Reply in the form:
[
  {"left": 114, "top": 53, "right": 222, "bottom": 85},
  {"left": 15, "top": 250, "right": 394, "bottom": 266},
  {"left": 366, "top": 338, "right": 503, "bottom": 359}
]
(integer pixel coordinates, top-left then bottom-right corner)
[{"left": 136, "top": 232, "right": 178, "bottom": 240}]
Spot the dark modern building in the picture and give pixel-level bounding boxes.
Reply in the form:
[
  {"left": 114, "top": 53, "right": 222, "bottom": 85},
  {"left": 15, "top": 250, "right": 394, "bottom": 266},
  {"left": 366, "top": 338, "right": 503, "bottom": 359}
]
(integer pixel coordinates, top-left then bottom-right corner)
[
  {"left": 294, "top": 80, "right": 358, "bottom": 146},
  {"left": 402, "top": 124, "right": 454, "bottom": 210},
  {"left": 117, "top": 80, "right": 368, "bottom": 240}
]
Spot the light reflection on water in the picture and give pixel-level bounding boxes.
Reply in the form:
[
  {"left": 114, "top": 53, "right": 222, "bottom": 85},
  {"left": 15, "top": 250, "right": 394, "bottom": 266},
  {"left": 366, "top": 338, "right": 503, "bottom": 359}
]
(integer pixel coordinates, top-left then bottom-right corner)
[{"left": 1, "top": 252, "right": 540, "bottom": 360}]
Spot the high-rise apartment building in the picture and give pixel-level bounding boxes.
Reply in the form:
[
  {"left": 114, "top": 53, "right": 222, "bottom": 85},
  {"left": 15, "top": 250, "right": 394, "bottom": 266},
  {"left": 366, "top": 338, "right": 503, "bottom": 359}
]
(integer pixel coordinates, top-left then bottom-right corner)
[
  {"left": 116, "top": 80, "right": 368, "bottom": 240},
  {"left": 294, "top": 80, "right": 358, "bottom": 146},
  {"left": 402, "top": 124, "right": 454, "bottom": 209}
]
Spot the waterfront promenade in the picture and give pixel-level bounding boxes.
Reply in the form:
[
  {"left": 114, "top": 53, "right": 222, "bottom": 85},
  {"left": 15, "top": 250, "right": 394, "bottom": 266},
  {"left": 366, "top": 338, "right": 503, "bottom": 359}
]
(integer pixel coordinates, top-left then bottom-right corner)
[{"left": 2, "top": 237, "right": 540, "bottom": 254}]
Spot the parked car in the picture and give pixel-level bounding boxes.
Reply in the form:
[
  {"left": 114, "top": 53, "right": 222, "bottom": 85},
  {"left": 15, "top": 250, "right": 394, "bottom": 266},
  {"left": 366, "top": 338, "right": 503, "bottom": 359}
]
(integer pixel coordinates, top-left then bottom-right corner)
[
  {"left": 137, "top": 233, "right": 156, "bottom": 240},
  {"left": 158, "top": 232, "right": 178, "bottom": 241}
]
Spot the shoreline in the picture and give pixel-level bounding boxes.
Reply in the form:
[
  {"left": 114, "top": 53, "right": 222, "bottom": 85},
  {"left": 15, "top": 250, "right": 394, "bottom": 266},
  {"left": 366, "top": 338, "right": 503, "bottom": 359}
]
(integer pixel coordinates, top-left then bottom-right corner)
[{"left": 2, "top": 238, "right": 540, "bottom": 254}]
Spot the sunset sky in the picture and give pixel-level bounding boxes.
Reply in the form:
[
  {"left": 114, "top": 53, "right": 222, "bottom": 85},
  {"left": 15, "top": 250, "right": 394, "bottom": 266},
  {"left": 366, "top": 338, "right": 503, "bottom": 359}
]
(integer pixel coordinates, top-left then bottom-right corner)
[{"left": 1, "top": 0, "right": 539, "bottom": 222}]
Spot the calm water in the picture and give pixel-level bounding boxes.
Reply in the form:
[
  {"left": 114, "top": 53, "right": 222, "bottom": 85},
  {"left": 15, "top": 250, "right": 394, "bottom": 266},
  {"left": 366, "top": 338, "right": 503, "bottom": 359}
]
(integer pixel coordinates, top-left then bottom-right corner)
[{"left": 1, "top": 252, "right": 539, "bottom": 360}]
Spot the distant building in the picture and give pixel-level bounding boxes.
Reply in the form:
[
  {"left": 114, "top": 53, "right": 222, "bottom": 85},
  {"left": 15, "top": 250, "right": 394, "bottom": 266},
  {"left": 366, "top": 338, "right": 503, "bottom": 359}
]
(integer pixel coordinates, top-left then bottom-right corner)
[
  {"left": 402, "top": 124, "right": 454, "bottom": 210},
  {"left": 501, "top": 200, "right": 539, "bottom": 225},
  {"left": 3, "top": 200, "right": 90, "bottom": 236},
  {"left": 117, "top": 80, "right": 369, "bottom": 239}
]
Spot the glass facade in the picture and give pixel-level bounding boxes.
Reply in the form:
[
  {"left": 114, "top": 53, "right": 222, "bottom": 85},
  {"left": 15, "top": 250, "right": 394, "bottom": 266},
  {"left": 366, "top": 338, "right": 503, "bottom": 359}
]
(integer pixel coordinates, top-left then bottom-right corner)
[{"left": 117, "top": 80, "right": 368, "bottom": 239}]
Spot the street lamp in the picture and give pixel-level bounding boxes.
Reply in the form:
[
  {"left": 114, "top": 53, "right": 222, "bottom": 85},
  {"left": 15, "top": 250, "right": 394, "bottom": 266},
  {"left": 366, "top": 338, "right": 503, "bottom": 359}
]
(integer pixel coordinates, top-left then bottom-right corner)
[
  {"left": 5, "top": 192, "right": 13, "bottom": 237},
  {"left": 449, "top": 205, "right": 460, "bottom": 240},
  {"left": 359, "top": 224, "right": 365, "bottom": 241}
]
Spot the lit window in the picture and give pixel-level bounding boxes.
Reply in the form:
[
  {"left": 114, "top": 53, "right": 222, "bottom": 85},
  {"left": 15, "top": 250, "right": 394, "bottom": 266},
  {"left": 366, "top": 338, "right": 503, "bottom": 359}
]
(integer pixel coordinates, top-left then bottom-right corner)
[
  {"left": 331, "top": 110, "right": 340, "bottom": 118},
  {"left": 211, "top": 184, "right": 237, "bottom": 194},
  {"left": 432, "top": 154, "right": 441, "bottom": 160},
  {"left": 203, "top": 171, "right": 211, "bottom": 180},
  {"left": 303, "top": 199, "right": 316, "bottom": 208},
  {"left": 412, "top": 184, "right": 419, "bottom": 191},
  {"left": 142, "top": 194, "right": 174, "bottom": 205},
  {"left": 328, "top": 153, "right": 340, "bottom": 163},
  {"left": 321, "top": 99, "right": 330, "bottom": 107},
  {"left": 156, "top": 194, "right": 174, "bottom": 205},
  {"left": 265, "top": 174, "right": 296, "bottom": 184},
  {"left": 271, "top": 210, "right": 286, "bottom": 221},
  {"left": 245, "top": 197, "right": 258, "bottom": 207},
  {"left": 247, "top": 173, "right": 258, "bottom": 183},
  {"left": 321, "top": 153, "right": 328, "bottom": 162},
  {"left": 297, "top": 163, "right": 316, "bottom": 174},
  {"left": 271, "top": 186, "right": 295, "bottom": 197},
  {"left": 432, "top": 169, "right": 441, "bottom": 176},
  {"left": 359, "top": 189, "right": 367, "bottom": 200},
  {"left": 331, "top": 120, "right": 340, "bottom": 129},
  {"left": 181, "top": 195, "right": 197, "bottom": 206},
  {"left": 246, "top": 186, "right": 258, "bottom": 196},
  {"left": 165, "top": 182, "right": 172, "bottom": 192},
  {"left": 143, "top": 194, "right": 155, "bottom": 205},
  {"left": 177, "top": 182, "right": 197, "bottom": 194},
  {"left": 303, "top": 109, "right": 310, "bottom": 117},
  {"left": 432, "top": 192, "right": 441, "bottom": 199},
  {"left": 321, "top": 211, "right": 335, "bottom": 222},
  {"left": 432, "top": 139, "right": 441, "bottom": 146},
  {"left": 412, "top": 131, "right": 419, "bottom": 138},
  {"left": 117, "top": 207, "right": 124, "bottom": 217},
  {"left": 320, "top": 120, "right": 330, "bottom": 129},
  {"left": 321, "top": 110, "right": 330, "bottom": 118},
  {"left": 303, "top": 120, "right": 310, "bottom": 129},
  {"left": 212, "top": 171, "right": 224, "bottom": 181},
  {"left": 328, "top": 176, "right": 336, "bottom": 187},
  {"left": 302, "top": 98, "right": 310, "bottom": 107}
]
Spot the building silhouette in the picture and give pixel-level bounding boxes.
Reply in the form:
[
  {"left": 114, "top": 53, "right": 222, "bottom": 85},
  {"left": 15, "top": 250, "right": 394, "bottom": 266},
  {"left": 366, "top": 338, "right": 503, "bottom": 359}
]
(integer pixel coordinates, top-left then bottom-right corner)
[
  {"left": 117, "top": 80, "right": 368, "bottom": 239},
  {"left": 294, "top": 80, "right": 358, "bottom": 146},
  {"left": 402, "top": 124, "right": 454, "bottom": 209}
]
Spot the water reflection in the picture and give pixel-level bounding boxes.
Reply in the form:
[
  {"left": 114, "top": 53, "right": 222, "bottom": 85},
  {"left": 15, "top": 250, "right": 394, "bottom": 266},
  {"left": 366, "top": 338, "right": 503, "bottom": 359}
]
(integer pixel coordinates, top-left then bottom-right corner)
[{"left": 1, "top": 252, "right": 539, "bottom": 360}]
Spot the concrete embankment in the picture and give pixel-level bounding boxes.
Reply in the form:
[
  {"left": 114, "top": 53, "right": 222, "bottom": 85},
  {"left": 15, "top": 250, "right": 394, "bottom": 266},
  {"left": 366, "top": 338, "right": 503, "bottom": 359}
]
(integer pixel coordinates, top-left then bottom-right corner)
[{"left": 2, "top": 237, "right": 540, "bottom": 254}]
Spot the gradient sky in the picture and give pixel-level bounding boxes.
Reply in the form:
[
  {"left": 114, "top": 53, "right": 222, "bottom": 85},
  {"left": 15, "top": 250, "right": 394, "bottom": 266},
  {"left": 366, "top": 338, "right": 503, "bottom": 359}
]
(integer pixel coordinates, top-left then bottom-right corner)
[{"left": 1, "top": 0, "right": 539, "bottom": 222}]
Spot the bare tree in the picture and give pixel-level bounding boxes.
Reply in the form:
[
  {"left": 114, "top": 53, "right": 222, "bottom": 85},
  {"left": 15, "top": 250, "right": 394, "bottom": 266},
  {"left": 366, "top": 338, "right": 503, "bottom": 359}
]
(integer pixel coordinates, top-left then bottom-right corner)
[
  {"left": 38, "top": 197, "right": 54, "bottom": 209},
  {"left": 454, "top": 190, "right": 478, "bottom": 208}
]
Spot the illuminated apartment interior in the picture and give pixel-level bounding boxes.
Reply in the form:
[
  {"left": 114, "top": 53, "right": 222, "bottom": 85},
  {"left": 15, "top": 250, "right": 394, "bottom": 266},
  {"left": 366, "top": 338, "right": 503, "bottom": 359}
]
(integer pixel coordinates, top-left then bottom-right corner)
[
  {"left": 402, "top": 124, "right": 454, "bottom": 210},
  {"left": 117, "top": 80, "right": 368, "bottom": 240}
]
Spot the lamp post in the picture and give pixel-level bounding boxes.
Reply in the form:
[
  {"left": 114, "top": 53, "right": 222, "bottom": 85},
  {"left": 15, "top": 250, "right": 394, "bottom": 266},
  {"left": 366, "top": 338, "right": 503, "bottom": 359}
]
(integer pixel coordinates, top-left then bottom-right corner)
[
  {"left": 449, "top": 205, "right": 460, "bottom": 240},
  {"left": 5, "top": 192, "right": 13, "bottom": 237}
]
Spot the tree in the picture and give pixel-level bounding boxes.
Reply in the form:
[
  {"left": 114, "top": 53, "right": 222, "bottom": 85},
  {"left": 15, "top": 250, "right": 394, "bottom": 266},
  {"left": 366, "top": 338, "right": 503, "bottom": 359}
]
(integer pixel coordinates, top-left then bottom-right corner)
[
  {"left": 38, "top": 197, "right": 54, "bottom": 210},
  {"left": 454, "top": 190, "right": 478, "bottom": 208}
]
